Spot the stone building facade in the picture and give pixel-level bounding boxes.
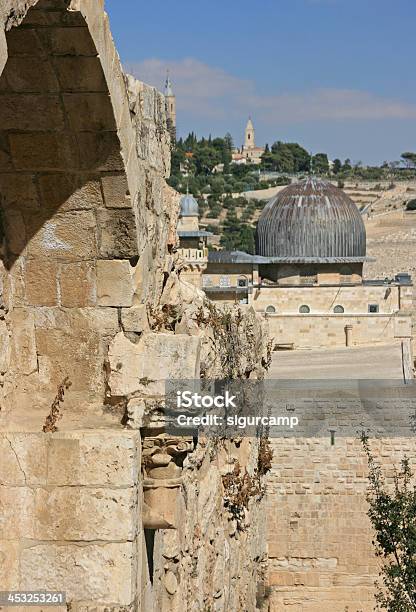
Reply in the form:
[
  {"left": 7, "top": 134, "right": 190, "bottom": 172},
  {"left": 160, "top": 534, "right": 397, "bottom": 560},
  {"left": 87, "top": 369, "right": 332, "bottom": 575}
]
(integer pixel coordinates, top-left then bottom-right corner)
[
  {"left": 202, "top": 178, "right": 414, "bottom": 351},
  {"left": 177, "top": 192, "right": 211, "bottom": 288}
]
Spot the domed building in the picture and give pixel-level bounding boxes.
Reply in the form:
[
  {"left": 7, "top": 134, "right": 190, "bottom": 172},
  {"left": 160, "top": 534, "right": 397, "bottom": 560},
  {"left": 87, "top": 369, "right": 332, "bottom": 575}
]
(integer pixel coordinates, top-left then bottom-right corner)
[
  {"left": 256, "top": 177, "right": 367, "bottom": 286},
  {"left": 202, "top": 178, "right": 413, "bottom": 349},
  {"left": 177, "top": 193, "right": 212, "bottom": 287}
]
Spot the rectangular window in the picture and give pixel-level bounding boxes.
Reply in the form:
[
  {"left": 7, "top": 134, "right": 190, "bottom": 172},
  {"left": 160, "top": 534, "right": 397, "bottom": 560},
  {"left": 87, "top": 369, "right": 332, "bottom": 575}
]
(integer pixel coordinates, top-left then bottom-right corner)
[
  {"left": 300, "top": 271, "right": 317, "bottom": 285},
  {"left": 368, "top": 304, "right": 379, "bottom": 313}
]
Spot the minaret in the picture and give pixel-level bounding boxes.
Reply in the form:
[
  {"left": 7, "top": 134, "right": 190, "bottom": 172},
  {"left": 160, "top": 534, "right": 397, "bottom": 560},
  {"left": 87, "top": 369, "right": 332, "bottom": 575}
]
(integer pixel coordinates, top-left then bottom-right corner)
[
  {"left": 244, "top": 117, "right": 255, "bottom": 150},
  {"left": 164, "top": 70, "right": 176, "bottom": 143}
]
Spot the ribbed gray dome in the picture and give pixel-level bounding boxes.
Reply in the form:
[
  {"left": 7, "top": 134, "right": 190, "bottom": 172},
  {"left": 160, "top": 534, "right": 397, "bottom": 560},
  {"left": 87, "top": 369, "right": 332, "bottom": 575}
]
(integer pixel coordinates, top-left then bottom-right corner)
[
  {"left": 256, "top": 177, "right": 366, "bottom": 260},
  {"left": 180, "top": 194, "right": 199, "bottom": 217}
]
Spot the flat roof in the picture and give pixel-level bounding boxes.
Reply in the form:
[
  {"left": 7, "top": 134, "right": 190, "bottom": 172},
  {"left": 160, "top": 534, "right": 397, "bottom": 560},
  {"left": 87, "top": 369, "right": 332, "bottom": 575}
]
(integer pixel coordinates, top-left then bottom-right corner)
[
  {"left": 178, "top": 230, "right": 213, "bottom": 238},
  {"left": 208, "top": 250, "right": 374, "bottom": 264}
]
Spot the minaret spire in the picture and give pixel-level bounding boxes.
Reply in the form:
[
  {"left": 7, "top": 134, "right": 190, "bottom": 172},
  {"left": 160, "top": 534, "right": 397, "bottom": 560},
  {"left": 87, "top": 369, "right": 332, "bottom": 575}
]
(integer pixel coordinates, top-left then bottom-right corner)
[
  {"left": 164, "top": 69, "right": 176, "bottom": 143},
  {"left": 165, "top": 69, "right": 173, "bottom": 97}
]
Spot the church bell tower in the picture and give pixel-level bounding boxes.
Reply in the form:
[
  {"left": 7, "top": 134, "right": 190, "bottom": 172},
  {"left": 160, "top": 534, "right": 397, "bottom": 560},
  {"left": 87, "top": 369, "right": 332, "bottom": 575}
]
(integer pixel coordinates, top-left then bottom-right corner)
[{"left": 244, "top": 117, "right": 255, "bottom": 150}]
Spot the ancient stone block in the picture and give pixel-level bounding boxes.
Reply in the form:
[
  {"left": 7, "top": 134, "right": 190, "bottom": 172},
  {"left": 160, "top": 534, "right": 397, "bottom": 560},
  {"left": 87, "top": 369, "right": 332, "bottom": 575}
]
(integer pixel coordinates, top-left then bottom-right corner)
[
  {"left": 46, "top": 431, "right": 140, "bottom": 486},
  {"left": 26, "top": 211, "right": 98, "bottom": 261},
  {"left": 38, "top": 174, "right": 103, "bottom": 212},
  {"left": 0, "top": 319, "right": 10, "bottom": 374},
  {"left": 0, "top": 541, "right": 19, "bottom": 590},
  {"left": 0, "top": 173, "right": 39, "bottom": 210},
  {"left": 97, "top": 259, "right": 135, "bottom": 307},
  {"left": 0, "top": 486, "right": 35, "bottom": 539},
  {"left": 1, "top": 56, "right": 59, "bottom": 92},
  {"left": 97, "top": 208, "right": 138, "bottom": 258},
  {"left": 20, "top": 543, "right": 136, "bottom": 604},
  {"left": 101, "top": 174, "right": 131, "bottom": 208},
  {"left": 35, "top": 327, "right": 102, "bottom": 393},
  {"left": 38, "top": 26, "right": 97, "bottom": 56},
  {"left": 19, "top": 8, "right": 73, "bottom": 27},
  {"left": 0, "top": 132, "right": 13, "bottom": 169},
  {"left": 6, "top": 28, "right": 43, "bottom": 56},
  {"left": 33, "top": 487, "right": 137, "bottom": 541},
  {"left": 60, "top": 261, "right": 96, "bottom": 307},
  {"left": 25, "top": 259, "right": 59, "bottom": 306},
  {"left": 63, "top": 93, "right": 116, "bottom": 131},
  {"left": 121, "top": 305, "right": 149, "bottom": 333},
  {"left": 32, "top": 0, "right": 71, "bottom": 10},
  {"left": 9, "top": 307, "right": 38, "bottom": 375},
  {"left": 33, "top": 307, "right": 119, "bottom": 335},
  {"left": 10, "top": 133, "right": 79, "bottom": 171},
  {"left": 54, "top": 56, "right": 106, "bottom": 92},
  {"left": 0, "top": 94, "right": 65, "bottom": 130},
  {"left": 0, "top": 434, "right": 48, "bottom": 486},
  {"left": 77, "top": 132, "right": 124, "bottom": 171},
  {"left": 3, "top": 208, "right": 26, "bottom": 255},
  {"left": 108, "top": 332, "right": 201, "bottom": 396}
]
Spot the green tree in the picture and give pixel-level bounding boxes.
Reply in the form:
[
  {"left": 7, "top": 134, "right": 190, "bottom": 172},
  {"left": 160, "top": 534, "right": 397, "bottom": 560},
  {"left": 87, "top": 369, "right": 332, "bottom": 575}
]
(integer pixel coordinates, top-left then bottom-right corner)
[
  {"left": 261, "top": 147, "right": 276, "bottom": 170},
  {"left": 361, "top": 432, "right": 416, "bottom": 612},
  {"left": 312, "top": 153, "right": 329, "bottom": 175},
  {"left": 343, "top": 158, "right": 352, "bottom": 172},
  {"left": 267, "top": 142, "right": 311, "bottom": 173},
  {"left": 401, "top": 152, "right": 416, "bottom": 169},
  {"left": 332, "top": 158, "right": 342, "bottom": 174}
]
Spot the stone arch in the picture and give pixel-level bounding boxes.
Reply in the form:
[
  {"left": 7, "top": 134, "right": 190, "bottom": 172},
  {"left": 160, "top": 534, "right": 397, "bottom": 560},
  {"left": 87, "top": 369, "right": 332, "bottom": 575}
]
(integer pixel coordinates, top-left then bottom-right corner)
[{"left": 0, "top": 0, "right": 159, "bottom": 426}]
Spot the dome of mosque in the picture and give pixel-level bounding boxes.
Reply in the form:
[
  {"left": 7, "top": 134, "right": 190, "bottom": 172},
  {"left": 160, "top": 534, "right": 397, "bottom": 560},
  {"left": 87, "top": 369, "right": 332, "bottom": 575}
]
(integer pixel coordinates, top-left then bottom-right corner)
[{"left": 256, "top": 177, "right": 366, "bottom": 261}]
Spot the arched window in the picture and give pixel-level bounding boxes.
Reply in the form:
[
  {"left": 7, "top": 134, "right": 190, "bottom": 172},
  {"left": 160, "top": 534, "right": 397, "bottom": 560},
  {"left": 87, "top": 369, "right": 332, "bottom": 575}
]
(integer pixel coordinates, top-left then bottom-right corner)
[
  {"left": 333, "top": 305, "right": 345, "bottom": 313},
  {"left": 237, "top": 276, "right": 248, "bottom": 288},
  {"left": 299, "top": 305, "right": 311, "bottom": 314},
  {"left": 265, "top": 305, "right": 276, "bottom": 314}
]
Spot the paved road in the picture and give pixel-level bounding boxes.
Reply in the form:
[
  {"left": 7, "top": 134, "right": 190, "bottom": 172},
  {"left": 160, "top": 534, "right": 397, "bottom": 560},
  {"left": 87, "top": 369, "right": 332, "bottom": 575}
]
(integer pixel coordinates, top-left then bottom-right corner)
[{"left": 268, "top": 343, "right": 404, "bottom": 380}]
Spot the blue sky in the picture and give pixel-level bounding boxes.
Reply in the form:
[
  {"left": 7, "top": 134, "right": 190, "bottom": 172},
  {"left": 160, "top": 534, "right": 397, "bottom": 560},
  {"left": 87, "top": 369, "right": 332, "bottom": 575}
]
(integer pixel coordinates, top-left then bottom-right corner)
[{"left": 105, "top": 0, "right": 416, "bottom": 164}]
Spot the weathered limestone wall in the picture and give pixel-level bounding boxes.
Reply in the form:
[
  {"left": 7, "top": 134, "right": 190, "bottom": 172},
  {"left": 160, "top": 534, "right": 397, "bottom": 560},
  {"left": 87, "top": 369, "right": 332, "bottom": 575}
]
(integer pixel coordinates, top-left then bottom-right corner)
[
  {"left": 143, "top": 438, "right": 269, "bottom": 612},
  {"left": 0, "top": 0, "right": 178, "bottom": 429},
  {"left": 251, "top": 285, "right": 412, "bottom": 349},
  {"left": 253, "top": 285, "right": 402, "bottom": 314},
  {"left": 0, "top": 4, "right": 272, "bottom": 611},
  {"left": 265, "top": 313, "right": 412, "bottom": 349},
  {"left": 266, "top": 437, "right": 416, "bottom": 612},
  {"left": 0, "top": 430, "right": 143, "bottom": 609},
  {"left": 114, "top": 277, "right": 272, "bottom": 612}
]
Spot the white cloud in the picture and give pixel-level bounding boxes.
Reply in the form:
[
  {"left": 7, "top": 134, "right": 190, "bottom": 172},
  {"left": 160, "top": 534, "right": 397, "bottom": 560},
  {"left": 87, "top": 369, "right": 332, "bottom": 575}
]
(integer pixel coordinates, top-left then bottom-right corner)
[
  {"left": 126, "top": 57, "right": 416, "bottom": 124},
  {"left": 127, "top": 58, "right": 253, "bottom": 119}
]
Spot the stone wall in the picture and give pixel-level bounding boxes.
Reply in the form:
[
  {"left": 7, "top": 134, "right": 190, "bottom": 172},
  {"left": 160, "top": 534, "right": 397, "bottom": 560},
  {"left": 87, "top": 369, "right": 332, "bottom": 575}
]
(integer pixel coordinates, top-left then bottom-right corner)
[
  {"left": 0, "top": 0, "right": 179, "bottom": 428},
  {"left": 266, "top": 436, "right": 416, "bottom": 612},
  {"left": 121, "top": 277, "right": 272, "bottom": 612},
  {"left": 253, "top": 284, "right": 402, "bottom": 315},
  {"left": 0, "top": 3, "right": 271, "bottom": 610},
  {"left": 0, "top": 430, "right": 143, "bottom": 609},
  {"left": 265, "top": 313, "right": 412, "bottom": 349}
]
